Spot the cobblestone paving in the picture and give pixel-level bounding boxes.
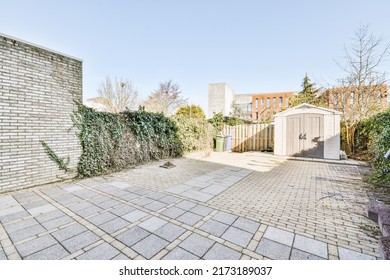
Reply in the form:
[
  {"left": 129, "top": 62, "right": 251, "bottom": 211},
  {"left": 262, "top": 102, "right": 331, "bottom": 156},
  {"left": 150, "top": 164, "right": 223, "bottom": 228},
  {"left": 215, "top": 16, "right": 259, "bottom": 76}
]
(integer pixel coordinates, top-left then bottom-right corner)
[{"left": 0, "top": 153, "right": 380, "bottom": 260}]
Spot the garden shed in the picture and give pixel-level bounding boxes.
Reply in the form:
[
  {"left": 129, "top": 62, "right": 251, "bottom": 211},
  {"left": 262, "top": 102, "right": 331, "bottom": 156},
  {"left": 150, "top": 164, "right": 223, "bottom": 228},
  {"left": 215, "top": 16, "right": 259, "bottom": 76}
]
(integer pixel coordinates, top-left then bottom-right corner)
[{"left": 273, "top": 103, "right": 341, "bottom": 160}]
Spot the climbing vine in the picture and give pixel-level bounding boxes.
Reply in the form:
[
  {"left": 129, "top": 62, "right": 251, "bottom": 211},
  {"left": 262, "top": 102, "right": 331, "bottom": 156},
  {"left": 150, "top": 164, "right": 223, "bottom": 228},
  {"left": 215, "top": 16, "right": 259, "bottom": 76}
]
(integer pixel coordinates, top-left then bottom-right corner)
[{"left": 72, "top": 103, "right": 183, "bottom": 178}]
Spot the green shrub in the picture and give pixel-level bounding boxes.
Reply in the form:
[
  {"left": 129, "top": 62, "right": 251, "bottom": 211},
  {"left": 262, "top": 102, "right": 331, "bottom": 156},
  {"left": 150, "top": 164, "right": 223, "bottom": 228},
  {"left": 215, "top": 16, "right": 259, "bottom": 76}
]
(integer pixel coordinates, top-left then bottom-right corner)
[
  {"left": 72, "top": 104, "right": 183, "bottom": 178},
  {"left": 354, "top": 109, "right": 390, "bottom": 185},
  {"left": 172, "top": 115, "right": 213, "bottom": 154}
]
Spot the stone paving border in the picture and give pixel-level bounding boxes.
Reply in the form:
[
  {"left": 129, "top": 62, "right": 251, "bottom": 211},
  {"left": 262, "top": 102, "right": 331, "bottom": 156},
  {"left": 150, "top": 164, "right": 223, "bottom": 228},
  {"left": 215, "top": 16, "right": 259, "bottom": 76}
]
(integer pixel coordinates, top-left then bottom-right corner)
[{"left": 0, "top": 155, "right": 381, "bottom": 260}]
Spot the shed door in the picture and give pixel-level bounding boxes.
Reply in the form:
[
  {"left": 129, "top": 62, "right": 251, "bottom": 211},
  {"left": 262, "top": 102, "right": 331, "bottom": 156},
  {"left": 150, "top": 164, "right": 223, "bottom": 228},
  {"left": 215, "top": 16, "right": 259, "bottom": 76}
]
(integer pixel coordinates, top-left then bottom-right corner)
[{"left": 286, "top": 113, "right": 324, "bottom": 158}]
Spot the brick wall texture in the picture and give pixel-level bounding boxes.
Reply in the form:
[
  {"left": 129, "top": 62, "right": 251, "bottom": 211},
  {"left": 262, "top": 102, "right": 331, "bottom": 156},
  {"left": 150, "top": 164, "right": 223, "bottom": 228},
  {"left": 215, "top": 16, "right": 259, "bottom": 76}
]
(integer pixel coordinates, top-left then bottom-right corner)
[{"left": 0, "top": 34, "right": 82, "bottom": 192}]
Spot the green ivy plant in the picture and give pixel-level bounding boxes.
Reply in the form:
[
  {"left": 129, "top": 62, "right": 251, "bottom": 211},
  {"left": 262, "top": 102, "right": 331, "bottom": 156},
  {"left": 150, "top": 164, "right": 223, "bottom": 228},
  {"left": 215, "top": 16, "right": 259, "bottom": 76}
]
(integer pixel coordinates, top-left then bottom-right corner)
[
  {"left": 71, "top": 103, "right": 183, "bottom": 178},
  {"left": 40, "top": 140, "right": 70, "bottom": 172}
]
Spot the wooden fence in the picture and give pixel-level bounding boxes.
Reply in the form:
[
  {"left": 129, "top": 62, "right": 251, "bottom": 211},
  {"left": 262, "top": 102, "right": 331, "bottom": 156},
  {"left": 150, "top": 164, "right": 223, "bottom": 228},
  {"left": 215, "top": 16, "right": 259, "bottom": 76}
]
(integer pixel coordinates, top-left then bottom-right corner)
[{"left": 222, "top": 123, "right": 274, "bottom": 153}]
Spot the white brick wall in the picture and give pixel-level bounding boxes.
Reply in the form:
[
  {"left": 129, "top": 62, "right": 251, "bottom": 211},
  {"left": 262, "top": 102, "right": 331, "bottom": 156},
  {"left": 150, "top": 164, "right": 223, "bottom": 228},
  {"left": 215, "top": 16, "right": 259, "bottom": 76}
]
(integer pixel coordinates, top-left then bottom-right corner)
[{"left": 0, "top": 35, "right": 82, "bottom": 192}]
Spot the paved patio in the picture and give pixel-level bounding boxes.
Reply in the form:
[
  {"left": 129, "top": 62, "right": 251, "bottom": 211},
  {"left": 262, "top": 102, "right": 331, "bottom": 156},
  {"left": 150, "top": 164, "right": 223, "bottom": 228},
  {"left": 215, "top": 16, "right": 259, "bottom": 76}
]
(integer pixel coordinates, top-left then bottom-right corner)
[{"left": 0, "top": 152, "right": 381, "bottom": 260}]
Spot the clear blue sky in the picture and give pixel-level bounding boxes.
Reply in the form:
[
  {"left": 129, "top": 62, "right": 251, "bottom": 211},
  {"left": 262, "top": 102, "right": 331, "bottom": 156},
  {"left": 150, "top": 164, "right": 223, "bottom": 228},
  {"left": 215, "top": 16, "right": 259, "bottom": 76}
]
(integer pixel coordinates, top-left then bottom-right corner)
[{"left": 1, "top": 0, "right": 389, "bottom": 113}]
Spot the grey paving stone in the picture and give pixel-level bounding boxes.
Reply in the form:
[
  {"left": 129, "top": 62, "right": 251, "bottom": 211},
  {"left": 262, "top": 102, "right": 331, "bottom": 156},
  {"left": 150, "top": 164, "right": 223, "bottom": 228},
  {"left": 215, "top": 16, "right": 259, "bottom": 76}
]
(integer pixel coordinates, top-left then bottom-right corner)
[
  {"left": 132, "top": 234, "right": 169, "bottom": 259},
  {"left": 68, "top": 201, "right": 94, "bottom": 212},
  {"left": 139, "top": 217, "right": 168, "bottom": 233},
  {"left": 51, "top": 223, "right": 88, "bottom": 242},
  {"left": 338, "top": 247, "right": 376, "bottom": 260},
  {"left": 166, "top": 184, "right": 193, "bottom": 194},
  {"left": 120, "top": 193, "right": 139, "bottom": 201},
  {"left": 293, "top": 234, "right": 328, "bottom": 258},
  {"left": 290, "top": 249, "right": 326, "bottom": 260},
  {"left": 16, "top": 234, "right": 58, "bottom": 257},
  {"left": 212, "top": 211, "right": 238, "bottom": 225},
  {"left": 109, "top": 181, "right": 132, "bottom": 189},
  {"left": 4, "top": 217, "right": 38, "bottom": 233},
  {"left": 9, "top": 224, "right": 46, "bottom": 243},
  {"left": 99, "top": 217, "right": 129, "bottom": 234},
  {"left": 133, "top": 197, "right": 154, "bottom": 206},
  {"left": 27, "top": 204, "right": 57, "bottom": 215},
  {"left": 96, "top": 199, "right": 122, "bottom": 209},
  {"left": 0, "top": 250, "right": 6, "bottom": 260},
  {"left": 159, "top": 195, "right": 180, "bottom": 204},
  {"left": 25, "top": 244, "right": 69, "bottom": 260},
  {"left": 12, "top": 192, "right": 41, "bottom": 204},
  {"left": 144, "top": 201, "right": 167, "bottom": 211},
  {"left": 56, "top": 195, "right": 83, "bottom": 206},
  {"left": 180, "top": 190, "right": 214, "bottom": 202},
  {"left": 232, "top": 217, "right": 260, "bottom": 234},
  {"left": 263, "top": 226, "right": 294, "bottom": 246},
  {"left": 155, "top": 223, "right": 186, "bottom": 242},
  {"left": 77, "top": 242, "right": 120, "bottom": 260},
  {"left": 175, "top": 200, "right": 197, "bottom": 211},
  {"left": 75, "top": 205, "right": 103, "bottom": 218},
  {"left": 177, "top": 212, "right": 203, "bottom": 226},
  {"left": 116, "top": 226, "right": 150, "bottom": 247},
  {"left": 122, "top": 210, "right": 148, "bottom": 223},
  {"left": 221, "top": 227, "right": 253, "bottom": 247},
  {"left": 0, "top": 205, "right": 25, "bottom": 217},
  {"left": 179, "top": 233, "right": 215, "bottom": 257},
  {"left": 147, "top": 192, "right": 167, "bottom": 200},
  {"left": 90, "top": 195, "right": 111, "bottom": 205},
  {"left": 21, "top": 199, "right": 48, "bottom": 210},
  {"left": 161, "top": 206, "right": 186, "bottom": 219},
  {"left": 109, "top": 205, "right": 135, "bottom": 216},
  {"left": 203, "top": 243, "right": 242, "bottom": 260},
  {"left": 200, "top": 220, "right": 229, "bottom": 237},
  {"left": 42, "top": 215, "right": 74, "bottom": 230},
  {"left": 0, "top": 195, "right": 20, "bottom": 209},
  {"left": 112, "top": 254, "right": 130, "bottom": 260},
  {"left": 201, "top": 185, "right": 227, "bottom": 195},
  {"left": 133, "top": 188, "right": 153, "bottom": 196},
  {"left": 184, "top": 180, "right": 214, "bottom": 189},
  {"left": 190, "top": 205, "right": 213, "bottom": 216},
  {"left": 88, "top": 212, "right": 117, "bottom": 226},
  {"left": 63, "top": 185, "right": 84, "bottom": 192},
  {"left": 0, "top": 210, "right": 29, "bottom": 224},
  {"left": 256, "top": 238, "right": 291, "bottom": 260},
  {"left": 62, "top": 231, "right": 100, "bottom": 253},
  {"left": 35, "top": 210, "right": 65, "bottom": 223},
  {"left": 163, "top": 247, "right": 199, "bottom": 260}
]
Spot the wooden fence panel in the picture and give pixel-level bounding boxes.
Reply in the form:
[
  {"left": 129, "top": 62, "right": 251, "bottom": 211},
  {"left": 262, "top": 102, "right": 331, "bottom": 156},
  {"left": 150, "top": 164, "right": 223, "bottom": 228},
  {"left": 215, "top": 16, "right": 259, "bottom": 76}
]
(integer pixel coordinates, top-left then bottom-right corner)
[{"left": 222, "top": 123, "right": 274, "bottom": 153}]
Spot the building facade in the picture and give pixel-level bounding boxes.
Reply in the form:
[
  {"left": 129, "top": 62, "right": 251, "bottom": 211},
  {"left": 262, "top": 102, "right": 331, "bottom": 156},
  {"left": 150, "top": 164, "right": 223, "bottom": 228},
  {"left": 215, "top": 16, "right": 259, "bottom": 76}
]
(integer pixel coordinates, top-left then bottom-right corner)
[
  {"left": 208, "top": 83, "right": 389, "bottom": 122},
  {"left": 324, "top": 84, "right": 389, "bottom": 111},
  {"left": 208, "top": 83, "right": 296, "bottom": 121}
]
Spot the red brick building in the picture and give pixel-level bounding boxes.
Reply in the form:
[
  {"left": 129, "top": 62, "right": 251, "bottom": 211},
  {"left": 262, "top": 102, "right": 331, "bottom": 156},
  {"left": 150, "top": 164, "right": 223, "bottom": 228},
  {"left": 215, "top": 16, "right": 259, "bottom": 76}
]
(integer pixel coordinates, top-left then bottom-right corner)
[{"left": 251, "top": 92, "right": 295, "bottom": 122}]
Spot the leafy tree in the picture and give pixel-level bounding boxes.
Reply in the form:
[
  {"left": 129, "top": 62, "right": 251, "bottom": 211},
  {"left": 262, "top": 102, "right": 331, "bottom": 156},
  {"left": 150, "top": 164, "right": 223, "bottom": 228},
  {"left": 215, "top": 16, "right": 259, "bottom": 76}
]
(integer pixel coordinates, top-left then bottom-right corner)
[
  {"left": 176, "top": 105, "right": 206, "bottom": 119},
  {"left": 143, "top": 80, "right": 186, "bottom": 116},
  {"left": 208, "top": 112, "right": 224, "bottom": 136},
  {"left": 290, "top": 74, "right": 322, "bottom": 107},
  {"left": 89, "top": 76, "right": 139, "bottom": 113}
]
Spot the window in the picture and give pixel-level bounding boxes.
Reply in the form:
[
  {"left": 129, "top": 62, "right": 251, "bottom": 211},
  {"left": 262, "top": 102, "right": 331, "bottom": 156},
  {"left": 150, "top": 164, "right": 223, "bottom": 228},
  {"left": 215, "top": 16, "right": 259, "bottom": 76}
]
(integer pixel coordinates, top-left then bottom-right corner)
[
  {"left": 342, "top": 92, "right": 346, "bottom": 104},
  {"left": 273, "top": 97, "right": 276, "bottom": 108},
  {"left": 255, "top": 98, "right": 258, "bottom": 109},
  {"left": 333, "top": 93, "right": 338, "bottom": 105},
  {"left": 350, "top": 92, "right": 355, "bottom": 105},
  {"left": 377, "top": 90, "right": 382, "bottom": 101},
  {"left": 266, "top": 98, "right": 270, "bottom": 108},
  {"left": 358, "top": 92, "right": 363, "bottom": 104},
  {"left": 285, "top": 97, "right": 289, "bottom": 107},
  {"left": 279, "top": 97, "right": 283, "bottom": 107},
  {"left": 261, "top": 98, "right": 264, "bottom": 108},
  {"left": 256, "top": 112, "right": 259, "bottom": 120}
]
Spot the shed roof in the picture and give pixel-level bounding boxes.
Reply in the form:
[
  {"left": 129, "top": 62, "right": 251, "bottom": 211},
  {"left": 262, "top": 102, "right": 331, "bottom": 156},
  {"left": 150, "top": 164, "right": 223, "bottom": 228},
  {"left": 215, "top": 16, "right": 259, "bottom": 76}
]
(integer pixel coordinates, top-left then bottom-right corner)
[{"left": 274, "top": 103, "right": 342, "bottom": 117}]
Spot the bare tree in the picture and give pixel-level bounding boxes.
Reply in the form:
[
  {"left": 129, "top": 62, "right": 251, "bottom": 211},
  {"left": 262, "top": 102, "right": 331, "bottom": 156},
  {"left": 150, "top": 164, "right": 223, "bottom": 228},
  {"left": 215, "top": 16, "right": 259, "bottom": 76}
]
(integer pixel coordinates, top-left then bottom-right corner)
[
  {"left": 143, "top": 80, "right": 186, "bottom": 115},
  {"left": 336, "top": 24, "right": 389, "bottom": 154},
  {"left": 88, "top": 76, "right": 139, "bottom": 113}
]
